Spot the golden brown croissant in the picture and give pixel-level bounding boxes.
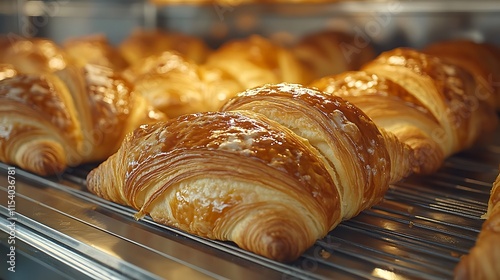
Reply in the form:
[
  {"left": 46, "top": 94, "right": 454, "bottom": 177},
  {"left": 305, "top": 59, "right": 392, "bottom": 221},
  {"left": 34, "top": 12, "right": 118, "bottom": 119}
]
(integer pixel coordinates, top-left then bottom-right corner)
[
  {"left": 205, "top": 35, "right": 313, "bottom": 89},
  {"left": 0, "top": 60, "right": 166, "bottom": 176},
  {"left": 121, "top": 51, "right": 204, "bottom": 118},
  {"left": 292, "top": 30, "right": 376, "bottom": 81},
  {"left": 311, "top": 48, "right": 498, "bottom": 174},
  {"left": 424, "top": 40, "right": 500, "bottom": 109},
  {"left": 87, "top": 83, "right": 415, "bottom": 262},
  {"left": 454, "top": 171, "right": 500, "bottom": 280},
  {"left": 198, "top": 64, "right": 245, "bottom": 112},
  {"left": 63, "top": 34, "right": 129, "bottom": 71},
  {"left": 0, "top": 71, "right": 81, "bottom": 175},
  {"left": 221, "top": 83, "right": 414, "bottom": 219},
  {"left": 0, "top": 37, "right": 71, "bottom": 74},
  {"left": 118, "top": 28, "right": 212, "bottom": 66},
  {"left": 122, "top": 50, "right": 244, "bottom": 118}
]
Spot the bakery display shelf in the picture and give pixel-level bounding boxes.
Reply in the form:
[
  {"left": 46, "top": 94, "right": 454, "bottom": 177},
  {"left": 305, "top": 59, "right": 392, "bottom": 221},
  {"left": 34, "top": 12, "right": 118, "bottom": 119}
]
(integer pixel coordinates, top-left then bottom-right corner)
[
  {"left": 2, "top": 0, "right": 500, "bottom": 18},
  {"left": 1, "top": 127, "right": 498, "bottom": 280}
]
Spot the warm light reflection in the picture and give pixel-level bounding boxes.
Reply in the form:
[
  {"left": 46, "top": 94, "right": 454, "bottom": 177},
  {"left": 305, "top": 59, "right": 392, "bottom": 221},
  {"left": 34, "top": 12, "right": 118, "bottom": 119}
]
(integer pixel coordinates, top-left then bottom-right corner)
[{"left": 372, "top": 267, "right": 402, "bottom": 280}]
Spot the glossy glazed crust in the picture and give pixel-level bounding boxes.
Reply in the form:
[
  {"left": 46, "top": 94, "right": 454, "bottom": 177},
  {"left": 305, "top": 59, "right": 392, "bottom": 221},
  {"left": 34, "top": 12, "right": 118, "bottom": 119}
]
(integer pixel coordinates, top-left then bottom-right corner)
[
  {"left": 87, "top": 110, "right": 341, "bottom": 262},
  {"left": 79, "top": 64, "right": 166, "bottom": 162},
  {"left": 118, "top": 28, "right": 212, "bottom": 65},
  {"left": 315, "top": 48, "right": 498, "bottom": 173},
  {"left": 87, "top": 83, "right": 415, "bottom": 262},
  {"left": 311, "top": 70, "right": 444, "bottom": 174},
  {"left": 365, "top": 48, "right": 498, "bottom": 154},
  {"left": 454, "top": 172, "right": 500, "bottom": 280},
  {"left": 222, "top": 83, "right": 414, "bottom": 219},
  {"left": 424, "top": 40, "right": 500, "bottom": 109}
]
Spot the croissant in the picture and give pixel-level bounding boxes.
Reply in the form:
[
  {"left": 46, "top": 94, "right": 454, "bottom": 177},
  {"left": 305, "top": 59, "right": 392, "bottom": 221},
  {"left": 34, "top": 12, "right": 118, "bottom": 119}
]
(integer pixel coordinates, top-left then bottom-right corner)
[
  {"left": 63, "top": 34, "right": 129, "bottom": 71},
  {"left": 118, "top": 28, "right": 212, "bottom": 66},
  {"left": 292, "top": 30, "right": 376, "bottom": 80},
  {"left": 87, "top": 83, "right": 415, "bottom": 262},
  {"left": 0, "top": 37, "right": 70, "bottom": 74},
  {"left": 204, "top": 35, "right": 314, "bottom": 89},
  {"left": 198, "top": 64, "right": 246, "bottom": 113},
  {"left": 311, "top": 48, "right": 498, "bottom": 174},
  {"left": 122, "top": 50, "right": 244, "bottom": 118},
  {"left": 424, "top": 40, "right": 500, "bottom": 109},
  {"left": 121, "top": 50, "right": 204, "bottom": 118},
  {"left": 454, "top": 171, "right": 500, "bottom": 280},
  {"left": 221, "top": 83, "right": 414, "bottom": 219},
  {"left": 0, "top": 56, "right": 166, "bottom": 176}
]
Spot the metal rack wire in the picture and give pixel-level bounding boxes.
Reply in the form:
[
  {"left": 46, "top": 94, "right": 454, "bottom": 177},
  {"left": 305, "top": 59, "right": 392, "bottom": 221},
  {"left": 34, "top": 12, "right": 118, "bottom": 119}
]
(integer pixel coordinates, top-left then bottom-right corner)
[{"left": 1, "top": 127, "right": 498, "bottom": 280}]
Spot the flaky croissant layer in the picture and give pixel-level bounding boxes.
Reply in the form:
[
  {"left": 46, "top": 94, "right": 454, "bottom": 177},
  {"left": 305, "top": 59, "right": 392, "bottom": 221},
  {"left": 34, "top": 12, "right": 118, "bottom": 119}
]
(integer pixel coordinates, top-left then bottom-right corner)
[
  {"left": 88, "top": 110, "right": 342, "bottom": 262},
  {"left": 87, "top": 83, "right": 414, "bottom": 262},
  {"left": 311, "top": 48, "right": 498, "bottom": 174},
  {"left": 454, "top": 171, "right": 500, "bottom": 280},
  {"left": 221, "top": 83, "right": 415, "bottom": 220}
]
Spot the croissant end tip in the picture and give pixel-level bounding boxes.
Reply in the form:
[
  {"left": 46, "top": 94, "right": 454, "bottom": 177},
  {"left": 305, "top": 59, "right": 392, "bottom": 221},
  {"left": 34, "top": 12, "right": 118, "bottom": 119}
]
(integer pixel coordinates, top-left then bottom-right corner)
[
  {"left": 234, "top": 212, "right": 317, "bottom": 263},
  {"left": 261, "top": 234, "right": 301, "bottom": 263},
  {"left": 18, "top": 140, "right": 66, "bottom": 176}
]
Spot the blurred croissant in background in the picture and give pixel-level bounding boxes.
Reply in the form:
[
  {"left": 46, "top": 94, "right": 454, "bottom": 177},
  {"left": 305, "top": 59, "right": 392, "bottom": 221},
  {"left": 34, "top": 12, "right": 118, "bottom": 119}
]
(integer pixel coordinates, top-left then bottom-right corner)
[
  {"left": 292, "top": 30, "right": 376, "bottom": 81},
  {"left": 121, "top": 50, "right": 244, "bottom": 118},
  {"left": 0, "top": 36, "right": 166, "bottom": 176},
  {"left": 119, "top": 28, "right": 212, "bottom": 65},
  {"left": 63, "top": 34, "right": 130, "bottom": 71}
]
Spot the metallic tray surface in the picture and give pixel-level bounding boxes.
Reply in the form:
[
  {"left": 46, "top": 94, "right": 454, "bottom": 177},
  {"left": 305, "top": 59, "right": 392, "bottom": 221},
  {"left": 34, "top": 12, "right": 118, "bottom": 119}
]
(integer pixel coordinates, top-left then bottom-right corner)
[{"left": 1, "top": 129, "right": 499, "bottom": 280}]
